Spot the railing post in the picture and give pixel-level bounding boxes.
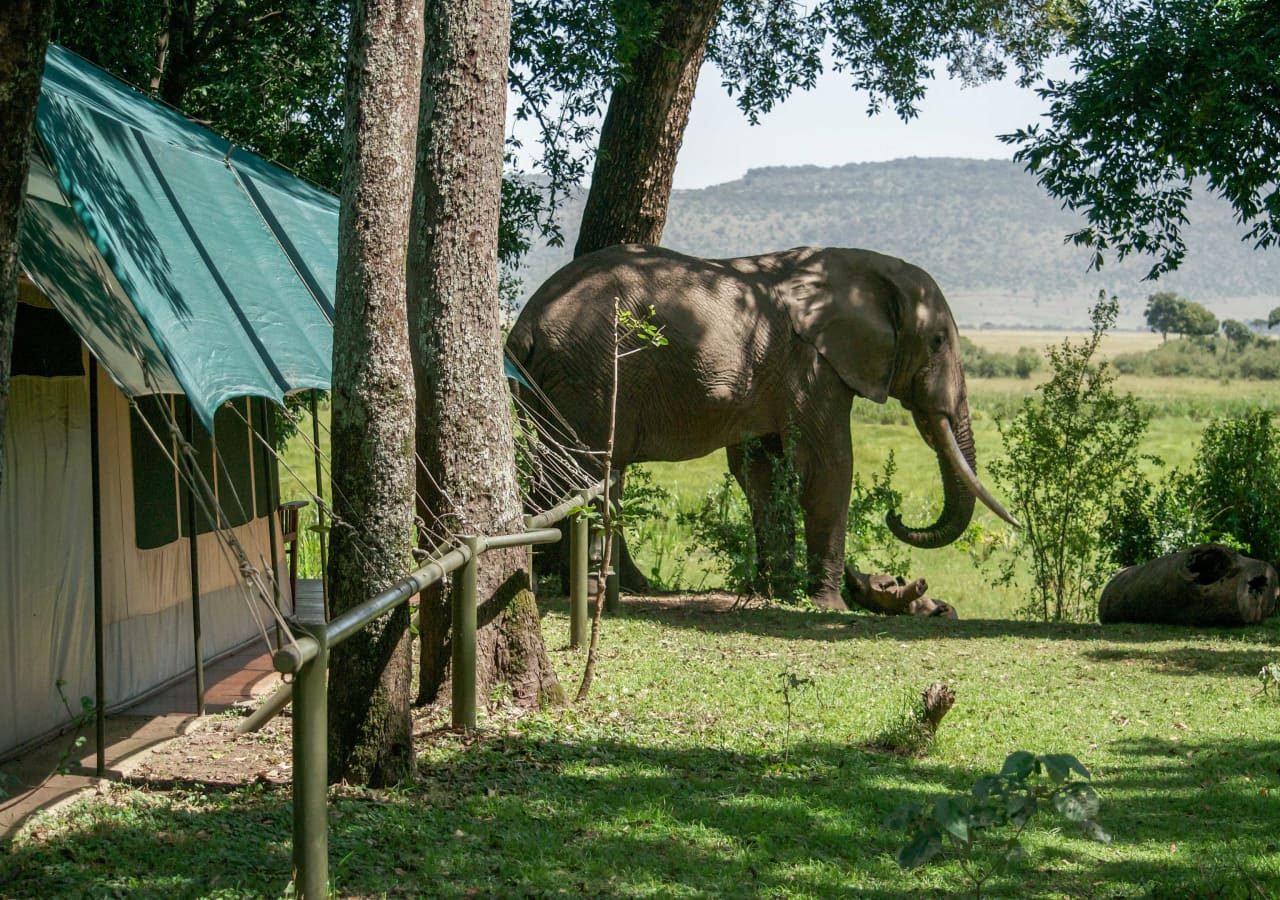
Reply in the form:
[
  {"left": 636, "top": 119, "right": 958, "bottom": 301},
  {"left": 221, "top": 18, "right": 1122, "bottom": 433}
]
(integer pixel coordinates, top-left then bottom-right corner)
[
  {"left": 452, "top": 537, "right": 479, "bottom": 729},
  {"left": 292, "top": 616, "right": 328, "bottom": 897},
  {"left": 569, "top": 514, "right": 588, "bottom": 648},
  {"left": 605, "top": 531, "right": 620, "bottom": 614}
]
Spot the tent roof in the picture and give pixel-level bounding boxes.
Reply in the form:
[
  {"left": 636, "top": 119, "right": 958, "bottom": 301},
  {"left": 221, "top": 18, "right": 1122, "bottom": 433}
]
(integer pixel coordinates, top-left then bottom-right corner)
[{"left": 20, "top": 44, "right": 337, "bottom": 430}]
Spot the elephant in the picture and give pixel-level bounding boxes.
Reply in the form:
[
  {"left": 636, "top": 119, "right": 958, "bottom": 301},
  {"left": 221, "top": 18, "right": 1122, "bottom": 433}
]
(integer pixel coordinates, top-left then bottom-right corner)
[{"left": 506, "top": 244, "right": 1016, "bottom": 610}]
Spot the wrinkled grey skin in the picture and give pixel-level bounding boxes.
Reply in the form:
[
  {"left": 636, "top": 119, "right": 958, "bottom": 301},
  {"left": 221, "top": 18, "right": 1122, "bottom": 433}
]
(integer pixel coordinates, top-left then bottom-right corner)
[{"left": 507, "top": 244, "right": 987, "bottom": 610}]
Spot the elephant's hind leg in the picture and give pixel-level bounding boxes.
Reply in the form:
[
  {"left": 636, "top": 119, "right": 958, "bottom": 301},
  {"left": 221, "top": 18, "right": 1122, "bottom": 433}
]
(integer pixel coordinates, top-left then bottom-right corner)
[{"left": 728, "top": 435, "right": 799, "bottom": 598}]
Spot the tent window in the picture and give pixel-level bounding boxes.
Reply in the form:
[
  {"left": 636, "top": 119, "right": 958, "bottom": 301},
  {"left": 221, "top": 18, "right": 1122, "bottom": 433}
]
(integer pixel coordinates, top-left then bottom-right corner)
[
  {"left": 131, "top": 396, "right": 273, "bottom": 547},
  {"left": 251, "top": 399, "right": 273, "bottom": 519},
  {"left": 130, "top": 397, "right": 181, "bottom": 549},
  {"left": 174, "top": 396, "right": 218, "bottom": 537},
  {"left": 11, "top": 303, "right": 83, "bottom": 377},
  {"left": 214, "top": 400, "right": 254, "bottom": 529}
]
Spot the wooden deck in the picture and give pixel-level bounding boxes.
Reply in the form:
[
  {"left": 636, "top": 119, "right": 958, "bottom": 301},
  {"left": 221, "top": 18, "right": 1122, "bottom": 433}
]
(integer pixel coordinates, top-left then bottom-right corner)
[{"left": 0, "top": 579, "right": 321, "bottom": 840}]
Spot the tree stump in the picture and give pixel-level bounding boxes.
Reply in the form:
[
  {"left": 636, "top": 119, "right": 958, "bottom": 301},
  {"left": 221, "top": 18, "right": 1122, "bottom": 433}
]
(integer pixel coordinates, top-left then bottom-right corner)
[
  {"left": 920, "top": 682, "right": 956, "bottom": 735},
  {"left": 843, "top": 566, "right": 958, "bottom": 618},
  {"left": 1099, "top": 544, "right": 1278, "bottom": 626}
]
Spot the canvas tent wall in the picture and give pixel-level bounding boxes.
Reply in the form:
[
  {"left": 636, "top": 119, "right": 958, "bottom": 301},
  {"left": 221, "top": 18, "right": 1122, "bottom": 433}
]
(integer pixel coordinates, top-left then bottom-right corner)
[
  {"left": 0, "top": 45, "right": 342, "bottom": 759},
  {"left": 1, "top": 287, "right": 289, "bottom": 756}
]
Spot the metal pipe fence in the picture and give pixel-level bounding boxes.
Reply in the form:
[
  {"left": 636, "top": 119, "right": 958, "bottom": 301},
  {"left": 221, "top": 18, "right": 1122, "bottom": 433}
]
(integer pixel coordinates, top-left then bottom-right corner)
[{"left": 272, "top": 482, "right": 604, "bottom": 897}]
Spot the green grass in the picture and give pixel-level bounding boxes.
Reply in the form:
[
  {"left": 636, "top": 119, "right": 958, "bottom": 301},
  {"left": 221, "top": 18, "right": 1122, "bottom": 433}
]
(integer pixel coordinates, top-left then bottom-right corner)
[{"left": 4, "top": 602, "right": 1278, "bottom": 897}]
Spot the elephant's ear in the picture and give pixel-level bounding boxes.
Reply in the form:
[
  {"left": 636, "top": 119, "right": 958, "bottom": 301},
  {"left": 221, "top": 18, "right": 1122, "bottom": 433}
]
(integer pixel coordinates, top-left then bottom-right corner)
[{"left": 776, "top": 250, "right": 899, "bottom": 403}]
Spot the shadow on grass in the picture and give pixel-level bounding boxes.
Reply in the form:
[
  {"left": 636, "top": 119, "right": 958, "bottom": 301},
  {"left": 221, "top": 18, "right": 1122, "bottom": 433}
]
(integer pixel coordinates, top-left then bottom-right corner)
[
  {"left": 536, "top": 591, "right": 1280, "bottom": 648},
  {"left": 1085, "top": 645, "right": 1278, "bottom": 677},
  {"left": 5, "top": 732, "right": 1279, "bottom": 897}
]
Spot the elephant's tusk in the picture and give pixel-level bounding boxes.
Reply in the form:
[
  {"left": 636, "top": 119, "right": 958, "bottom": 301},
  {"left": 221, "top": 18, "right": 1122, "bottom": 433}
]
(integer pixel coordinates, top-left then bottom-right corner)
[{"left": 937, "top": 418, "right": 1021, "bottom": 529}]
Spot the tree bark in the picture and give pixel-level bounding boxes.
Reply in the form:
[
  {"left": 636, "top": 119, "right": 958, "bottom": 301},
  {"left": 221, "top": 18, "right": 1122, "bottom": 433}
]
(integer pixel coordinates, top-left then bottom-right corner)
[
  {"left": 1099, "top": 544, "right": 1278, "bottom": 627},
  {"left": 572, "top": 0, "right": 721, "bottom": 258},
  {"left": 155, "top": 0, "right": 195, "bottom": 105},
  {"left": 410, "top": 0, "right": 563, "bottom": 711},
  {"left": 0, "top": 1, "right": 52, "bottom": 495},
  {"left": 325, "top": 0, "right": 423, "bottom": 787}
]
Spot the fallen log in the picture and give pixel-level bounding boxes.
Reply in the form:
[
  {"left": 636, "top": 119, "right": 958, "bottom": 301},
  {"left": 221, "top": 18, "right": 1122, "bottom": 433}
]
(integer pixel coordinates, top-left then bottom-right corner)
[
  {"left": 1099, "top": 544, "right": 1278, "bottom": 626},
  {"left": 843, "top": 567, "right": 958, "bottom": 618}
]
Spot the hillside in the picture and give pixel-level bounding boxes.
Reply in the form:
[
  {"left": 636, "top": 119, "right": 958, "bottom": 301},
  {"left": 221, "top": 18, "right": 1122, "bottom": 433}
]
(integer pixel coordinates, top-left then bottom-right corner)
[{"left": 512, "top": 158, "right": 1280, "bottom": 329}]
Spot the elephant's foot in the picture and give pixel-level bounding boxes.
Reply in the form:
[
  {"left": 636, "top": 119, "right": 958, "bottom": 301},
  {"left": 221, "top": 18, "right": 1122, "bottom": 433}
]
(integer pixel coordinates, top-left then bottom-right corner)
[{"left": 810, "top": 587, "right": 849, "bottom": 611}]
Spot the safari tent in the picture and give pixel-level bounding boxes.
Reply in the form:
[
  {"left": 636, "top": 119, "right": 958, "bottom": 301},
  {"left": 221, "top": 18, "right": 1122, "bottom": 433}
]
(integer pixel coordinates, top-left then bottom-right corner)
[{"left": 1, "top": 45, "right": 339, "bottom": 758}]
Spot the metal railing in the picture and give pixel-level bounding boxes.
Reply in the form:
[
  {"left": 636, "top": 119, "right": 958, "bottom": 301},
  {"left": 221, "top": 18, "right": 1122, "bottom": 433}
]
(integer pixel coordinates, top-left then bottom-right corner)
[{"left": 271, "top": 481, "right": 605, "bottom": 898}]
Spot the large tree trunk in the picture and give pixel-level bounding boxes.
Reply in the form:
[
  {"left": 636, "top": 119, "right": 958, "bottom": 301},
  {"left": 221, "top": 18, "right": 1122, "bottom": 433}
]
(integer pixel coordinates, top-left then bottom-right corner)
[
  {"left": 0, "top": 1, "right": 52, "bottom": 494},
  {"left": 410, "top": 0, "right": 563, "bottom": 711},
  {"left": 152, "top": 0, "right": 194, "bottom": 101},
  {"left": 1099, "top": 544, "right": 1277, "bottom": 627},
  {"left": 325, "top": 0, "right": 423, "bottom": 787},
  {"left": 572, "top": 0, "right": 721, "bottom": 258},
  {"left": 568, "top": 0, "right": 721, "bottom": 593}
]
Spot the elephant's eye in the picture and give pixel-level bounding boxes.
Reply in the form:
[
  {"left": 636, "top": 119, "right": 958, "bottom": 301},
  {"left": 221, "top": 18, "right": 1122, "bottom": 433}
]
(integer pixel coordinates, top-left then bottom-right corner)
[{"left": 931, "top": 333, "right": 945, "bottom": 353}]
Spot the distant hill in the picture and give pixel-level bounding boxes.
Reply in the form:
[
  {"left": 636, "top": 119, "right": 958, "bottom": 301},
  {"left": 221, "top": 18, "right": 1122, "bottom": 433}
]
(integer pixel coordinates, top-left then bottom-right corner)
[{"left": 512, "top": 158, "right": 1280, "bottom": 330}]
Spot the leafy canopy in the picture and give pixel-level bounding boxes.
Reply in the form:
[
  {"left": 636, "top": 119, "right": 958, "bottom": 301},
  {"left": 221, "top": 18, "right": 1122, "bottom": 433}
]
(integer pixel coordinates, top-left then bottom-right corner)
[{"left": 1004, "top": 0, "right": 1280, "bottom": 278}]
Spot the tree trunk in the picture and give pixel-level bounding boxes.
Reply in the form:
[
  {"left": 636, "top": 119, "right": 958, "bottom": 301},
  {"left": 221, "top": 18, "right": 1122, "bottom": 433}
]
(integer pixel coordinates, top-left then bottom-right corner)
[
  {"left": 0, "top": 1, "right": 52, "bottom": 495},
  {"left": 325, "top": 0, "right": 423, "bottom": 787},
  {"left": 410, "top": 0, "right": 563, "bottom": 711},
  {"left": 572, "top": 0, "right": 721, "bottom": 258},
  {"left": 1099, "top": 544, "right": 1278, "bottom": 627},
  {"left": 155, "top": 0, "right": 195, "bottom": 105}
]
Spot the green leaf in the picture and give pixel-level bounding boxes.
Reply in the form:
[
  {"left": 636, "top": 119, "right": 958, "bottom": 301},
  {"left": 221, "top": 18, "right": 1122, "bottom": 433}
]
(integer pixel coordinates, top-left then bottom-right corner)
[
  {"left": 884, "top": 802, "right": 922, "bottom": 831},
  {"left": 1040, "top": 753, "right": 1091, "bottom": 782},
  {"left": 1006, "top": 792, "right": 1037, "bottom": 827},
  {"left": 933, "top": 797, "right": 969, "bottom": 842},
  {"left": 1052, "top": 783, "right": 1100, "bottom": 822},
  {"left": 1001, "top": 751, "right": 1037, "bottom": 780},
  {"left": 972, "top": 775, "right": 1001, "bottom": 800},
  {"left": 896, "top": 829, "right": 942, "bottom": 870}
]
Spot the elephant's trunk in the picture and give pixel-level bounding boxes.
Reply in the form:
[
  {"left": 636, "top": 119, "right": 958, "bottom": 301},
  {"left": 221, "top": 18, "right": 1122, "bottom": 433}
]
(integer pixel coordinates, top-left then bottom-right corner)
[{"left": 886, "top": 411, "right": 1017, "bottom": 548}]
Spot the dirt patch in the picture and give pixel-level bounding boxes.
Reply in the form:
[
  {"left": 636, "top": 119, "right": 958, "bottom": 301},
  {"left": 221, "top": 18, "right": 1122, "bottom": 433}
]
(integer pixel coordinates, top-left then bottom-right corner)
[
  {"left": 125, "top": 714, "right": 296, "bottom": 789},
  {"left": 120, "top": 591, "right": 760, "bottom": 789}
]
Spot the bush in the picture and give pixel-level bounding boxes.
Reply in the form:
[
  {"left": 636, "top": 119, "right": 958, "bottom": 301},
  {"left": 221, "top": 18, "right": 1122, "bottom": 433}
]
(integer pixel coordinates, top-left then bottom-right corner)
[
  {"left": 1102, "top": 408, "right": 1280, "bottom": 569},
  {"left": 679, "top": 446, "right": 909, "bottom": 601},
  {"left": 960, "top": 337, "right": 1042, "bottom": 379},
  {"left": 990, "top": 296, "right": 1149, "bottom": 622}
]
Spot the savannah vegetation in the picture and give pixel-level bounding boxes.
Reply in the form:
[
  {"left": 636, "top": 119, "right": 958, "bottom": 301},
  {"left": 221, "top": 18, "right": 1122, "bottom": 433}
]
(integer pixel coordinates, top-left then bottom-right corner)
[{"left": 6, "top": 1, "right": 1280, "bottom": 897}]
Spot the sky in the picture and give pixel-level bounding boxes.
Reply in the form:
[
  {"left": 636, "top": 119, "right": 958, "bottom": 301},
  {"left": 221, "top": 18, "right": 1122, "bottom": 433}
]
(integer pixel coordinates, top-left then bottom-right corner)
[{"left": 671, "top": 57, "right": 1072, "bottom": 190}]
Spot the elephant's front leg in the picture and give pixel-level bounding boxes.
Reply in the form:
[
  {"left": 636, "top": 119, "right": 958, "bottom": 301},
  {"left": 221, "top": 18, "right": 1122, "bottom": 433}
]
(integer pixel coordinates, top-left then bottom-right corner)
[
  {"left": 795, "top": 424, "right": 853, "bottom": 610},
  {"left": 727, "top": 435, "right": 797, "bottom": 597}
]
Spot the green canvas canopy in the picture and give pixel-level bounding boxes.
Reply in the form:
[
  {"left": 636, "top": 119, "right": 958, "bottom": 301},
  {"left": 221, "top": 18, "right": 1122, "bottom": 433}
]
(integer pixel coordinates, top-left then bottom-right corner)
[
  {"left": 19, "top": 44, "right": 527, "bottom": 429},
  {"left": 20, "top": 45, "right": 336, "bottom": 430}
]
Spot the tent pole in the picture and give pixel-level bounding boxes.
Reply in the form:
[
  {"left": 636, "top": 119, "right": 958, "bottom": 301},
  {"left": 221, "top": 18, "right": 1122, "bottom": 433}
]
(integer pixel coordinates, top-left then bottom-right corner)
[
  {"left": 309, "top": 391, "right": 329, "bottom": 619},
  {"left": 88, "top": 359, "right": 105, "bottom": 777},
  {"left": 184, "top": 402, "right": 205, "bottom": 715},
  {"left": 259, "top": 401, "right": 283, "bottom": 644}
]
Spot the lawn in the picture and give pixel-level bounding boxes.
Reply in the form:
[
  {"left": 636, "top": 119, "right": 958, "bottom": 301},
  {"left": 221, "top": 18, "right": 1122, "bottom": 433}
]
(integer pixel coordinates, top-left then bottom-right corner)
[
  {"left": 10, "top": 341, "right": 1274, "bottom": 896},
  {"left": 3, "top": 597, "right": 1278, "bottom": 897}
]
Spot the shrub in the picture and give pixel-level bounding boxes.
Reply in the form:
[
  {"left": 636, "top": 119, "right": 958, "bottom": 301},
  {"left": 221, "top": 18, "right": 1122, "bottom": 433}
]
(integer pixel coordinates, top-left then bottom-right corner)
[
  {"left": 1190, "top": 409, "right": 1280, "bottom": 566},
  {"left": 989, "top": 296, "right": 1149, "bottom": 622},
  {"left": 960, "top": 338, "right": 1042, "bottom": 379},
  {"left": 1102, "top": 408, "right": 1280, "bottom": 569},
  {"left": 888, "top": 751, "right": 1109, "bottom": 893},
  {"left": 680, "top": 446, "right": 909, "bottom": 600},
  {"left": 845, "top": 452, "right": 909, "bottom": 578}
]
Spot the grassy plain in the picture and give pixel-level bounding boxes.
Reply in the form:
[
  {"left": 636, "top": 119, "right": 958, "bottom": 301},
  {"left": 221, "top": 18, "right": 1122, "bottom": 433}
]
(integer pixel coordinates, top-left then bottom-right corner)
[{"left": 966, "top": 328, "right": 1164, "bottom": 359}]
